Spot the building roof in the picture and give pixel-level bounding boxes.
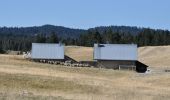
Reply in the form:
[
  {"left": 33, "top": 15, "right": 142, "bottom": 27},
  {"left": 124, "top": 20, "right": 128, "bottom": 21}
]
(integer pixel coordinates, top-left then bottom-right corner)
[
  {"left": 94, "top": 44, "right": 138, "bottom": 61},
  {"left": 31, "top": 43, "right": 64, "bottom": 59}
]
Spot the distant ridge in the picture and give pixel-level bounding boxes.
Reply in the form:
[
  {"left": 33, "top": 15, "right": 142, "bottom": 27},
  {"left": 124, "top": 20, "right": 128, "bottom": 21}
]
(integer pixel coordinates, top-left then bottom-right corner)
[
  {"left": 0, "top": 24, "right": 169, "bottom": 39},
  {"left": 89, "top": 26, "right": 144, "bottom": 35},
  {"left": 0, "top": 24, "right": 86, "bottom": 39}
]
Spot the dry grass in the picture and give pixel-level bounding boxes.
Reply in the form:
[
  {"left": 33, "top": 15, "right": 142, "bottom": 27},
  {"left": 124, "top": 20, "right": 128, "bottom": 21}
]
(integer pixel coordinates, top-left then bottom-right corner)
[
  {"left": 65, "top": 46, "right": 93, "bottom": 61},
  {"left": 0, "top": 46, "right": 170, "bottom": 100},
  {"left": 138, "top": 46, "right": 170, "bottom": 68}
]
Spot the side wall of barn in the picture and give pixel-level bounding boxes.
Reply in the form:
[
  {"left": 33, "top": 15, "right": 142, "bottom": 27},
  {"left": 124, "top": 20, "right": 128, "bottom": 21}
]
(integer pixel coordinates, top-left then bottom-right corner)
[{"left": 97, "top": 60, "right": 136, "bottom": 70}]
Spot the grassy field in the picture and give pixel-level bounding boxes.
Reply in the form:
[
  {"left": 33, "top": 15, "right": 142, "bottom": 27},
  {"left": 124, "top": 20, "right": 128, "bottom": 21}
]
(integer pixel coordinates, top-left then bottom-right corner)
[
  {"left": 0, "top": 46, "right": 170, "bottom": 100},
  {"left": 65, "top": 46, "right": 93, "bottom": 62},
  {"left": 138, "top": 46, "right": 170, "bottom": 68}
]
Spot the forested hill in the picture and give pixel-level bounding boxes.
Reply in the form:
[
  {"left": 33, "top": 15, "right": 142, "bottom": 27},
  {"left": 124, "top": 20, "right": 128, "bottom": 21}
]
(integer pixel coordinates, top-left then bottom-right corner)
[
  {"left": 0, "top": 24, "right": 170, "bottom": 52},
  {"left": 0, "top": 25, "right": 86, "bottom": 39},
  {"left": 89, "top": 26, "right": 144, "bottom": 35},
  {"left": 1, "top": 24, "right": 168, "bottom": 38},
  {"left": 0, "top": 25, "right": 148, "bottom": 38}
]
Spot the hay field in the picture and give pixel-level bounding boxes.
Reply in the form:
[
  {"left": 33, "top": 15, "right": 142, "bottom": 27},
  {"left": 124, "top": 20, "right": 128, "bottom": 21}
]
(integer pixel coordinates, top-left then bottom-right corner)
[{"left": 0, "top": 46, "right": 170, "bottom": 100}]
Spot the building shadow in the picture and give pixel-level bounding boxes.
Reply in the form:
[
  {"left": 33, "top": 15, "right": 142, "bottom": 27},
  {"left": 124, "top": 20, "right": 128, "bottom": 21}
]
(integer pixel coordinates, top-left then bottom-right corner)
[
  {"left": 64, "top": 55, "right": 78, "bottom": 63},
  {"left": 136, "top": 61, "right": 149, "bottom": 73}
]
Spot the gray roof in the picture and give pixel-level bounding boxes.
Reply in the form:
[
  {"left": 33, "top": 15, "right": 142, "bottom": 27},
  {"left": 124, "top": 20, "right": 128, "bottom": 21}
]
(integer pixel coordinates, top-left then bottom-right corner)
[
  {"left": 31, "top": 43, "right": 64, "bottom": 59},
  {"left": 94, "top": 44, "right": 137, "bottom": 61}
]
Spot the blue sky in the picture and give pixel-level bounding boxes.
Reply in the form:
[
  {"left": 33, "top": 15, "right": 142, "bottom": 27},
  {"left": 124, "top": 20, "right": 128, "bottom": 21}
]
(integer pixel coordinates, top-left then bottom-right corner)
[{"left": 0, "top": 0, "right": 170, "bottom": 30}]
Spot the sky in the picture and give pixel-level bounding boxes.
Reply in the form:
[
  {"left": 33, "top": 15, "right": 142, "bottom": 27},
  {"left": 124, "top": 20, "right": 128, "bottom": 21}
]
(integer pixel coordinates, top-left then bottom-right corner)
[{"left": 0, "top": 0, "right": 170, "bottom": 30}]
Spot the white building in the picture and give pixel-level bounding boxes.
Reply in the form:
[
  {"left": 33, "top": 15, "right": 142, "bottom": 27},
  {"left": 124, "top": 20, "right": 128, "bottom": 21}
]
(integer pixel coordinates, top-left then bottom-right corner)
[
  {"left": 31, "top": 43, "right": 64, "bottom": 60},
  {"left": 94, "top": 44, "right": 138, "bottom": 70}
]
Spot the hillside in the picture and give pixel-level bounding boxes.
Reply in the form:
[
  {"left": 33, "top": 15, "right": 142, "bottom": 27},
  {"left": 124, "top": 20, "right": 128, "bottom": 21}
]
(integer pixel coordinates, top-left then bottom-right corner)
[
  {"left": 1, "top": 25, "right": 170, "bottom": 52},
  {"left": 0, "top": 25, "right": 86, "bottom": 39},
  {"left": 0, "top": 25, "right": 161, "bottom": 38},
  {"left": 89, "top": 26, "right": 143, "bottom": 35},
  {"left": 65, "top": 46, "right": 93, "bottom": 61},
  {"left": 138, "top": 46, "right": 170, "bottom": 68},
  {"left": 0, "top": 46, "right": 170, "bottom": 100}
]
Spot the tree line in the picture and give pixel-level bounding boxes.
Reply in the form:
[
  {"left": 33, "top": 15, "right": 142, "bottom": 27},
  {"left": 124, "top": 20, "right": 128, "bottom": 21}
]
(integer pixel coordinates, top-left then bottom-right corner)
[
  {"left": 0, "top": 28, "right": 170, "bottom": 53},
  {"left": 78, "top": 28, "right": 170, "bottom": 47}
]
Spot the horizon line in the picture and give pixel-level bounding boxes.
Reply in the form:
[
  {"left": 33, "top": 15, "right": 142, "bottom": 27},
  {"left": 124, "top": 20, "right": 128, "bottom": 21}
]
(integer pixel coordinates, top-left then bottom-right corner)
[{"left": 0, "top": 24, "right": 169, "bottom": 31}]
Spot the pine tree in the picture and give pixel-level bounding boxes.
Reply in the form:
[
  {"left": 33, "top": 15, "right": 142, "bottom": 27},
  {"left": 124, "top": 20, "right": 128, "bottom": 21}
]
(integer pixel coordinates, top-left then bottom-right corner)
[
  {"left": 35, "top": 34, "right": 46, "bottom": 43},
  {"left": 105, "top": 28, "right": 113, "bottom": 43},
  {"left": 0, "top": 43, "right": 5, "bottom": 54},
  {"left": 94, "top": 31, "right": 103, "bottom": 43},
  {"left": 48, "top": 32, "right": 59, "bottom": 43}
]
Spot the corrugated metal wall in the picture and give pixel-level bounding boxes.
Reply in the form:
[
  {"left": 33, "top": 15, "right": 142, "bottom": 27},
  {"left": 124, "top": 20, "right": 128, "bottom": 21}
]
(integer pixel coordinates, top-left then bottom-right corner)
[
  {"left": 31, "top": 43, "right": 64, "bottom": 59},
  {"left": 94, "top": 44, "right": 137, "bottom": 61}
]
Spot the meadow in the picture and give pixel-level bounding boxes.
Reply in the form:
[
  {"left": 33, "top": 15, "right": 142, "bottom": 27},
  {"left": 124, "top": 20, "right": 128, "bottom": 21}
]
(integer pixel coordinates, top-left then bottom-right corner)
[{"left": 0, "top": 46, "right": 170, "bottom": 100}]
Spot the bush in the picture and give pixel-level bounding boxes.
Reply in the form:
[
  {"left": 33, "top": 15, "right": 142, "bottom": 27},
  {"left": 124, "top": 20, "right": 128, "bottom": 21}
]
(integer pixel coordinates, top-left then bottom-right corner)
[{"left": 0, "top": 49, "right": 5, "bottom": 54}]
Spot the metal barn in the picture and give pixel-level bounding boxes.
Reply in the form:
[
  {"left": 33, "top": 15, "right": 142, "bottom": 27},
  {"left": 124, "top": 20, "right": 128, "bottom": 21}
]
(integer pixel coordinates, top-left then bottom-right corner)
[
  {"left": 94, "top": 44, "right": 138, "bottom": 70},
  {"left": 31, "top": 43, "right": 64, "bottom": 60}
]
